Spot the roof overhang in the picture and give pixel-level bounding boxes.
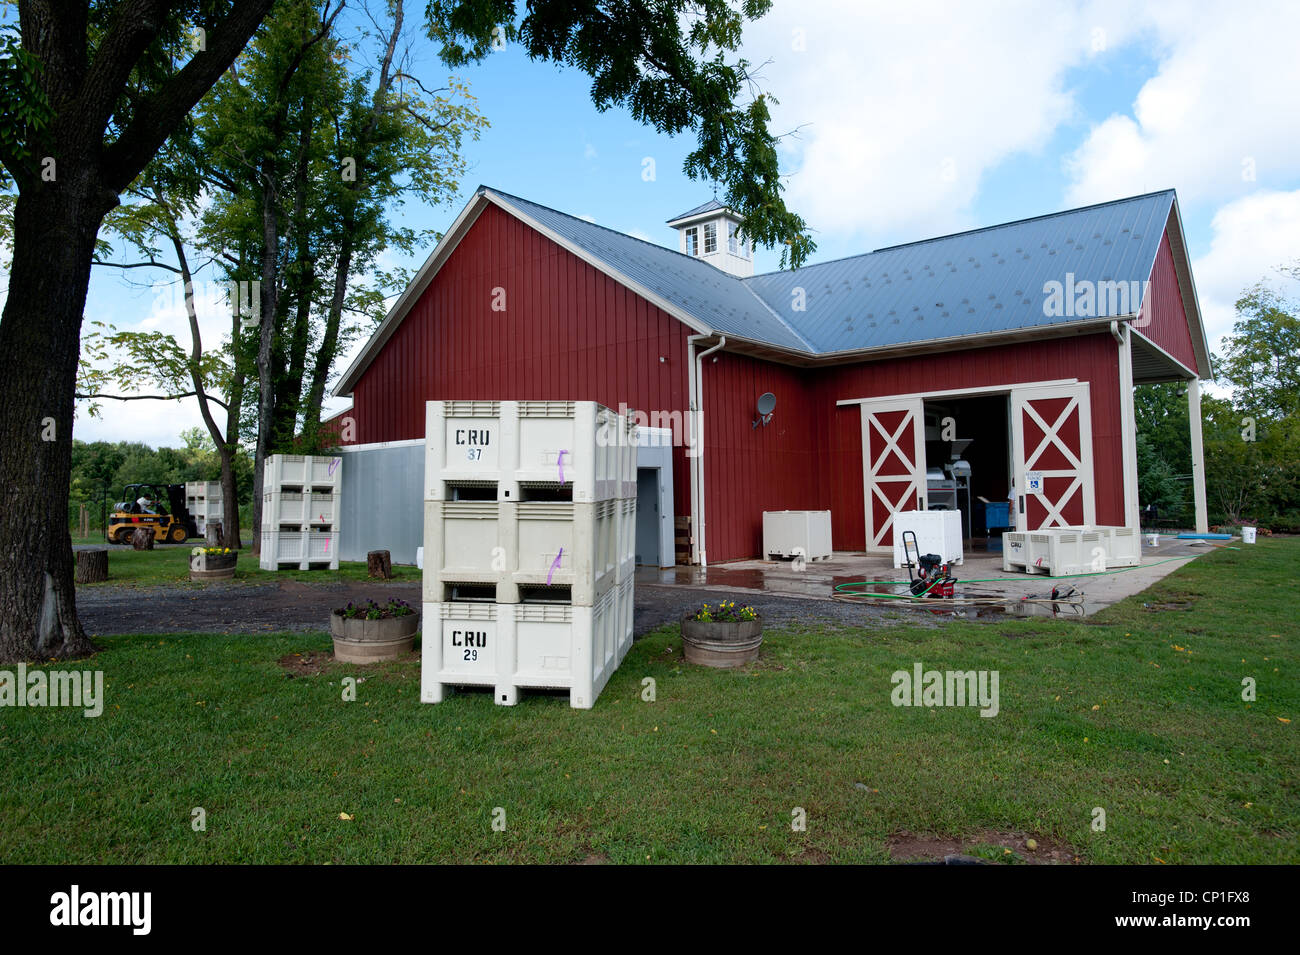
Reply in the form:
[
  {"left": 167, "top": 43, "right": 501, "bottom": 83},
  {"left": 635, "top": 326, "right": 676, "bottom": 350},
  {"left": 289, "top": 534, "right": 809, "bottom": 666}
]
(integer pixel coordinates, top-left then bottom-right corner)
[
  {"left": 665, "top": 209, "right": 737, "bottom": 229},
  {"left": 1130, "top": 328, "right": 1198, "bottom": 383}
]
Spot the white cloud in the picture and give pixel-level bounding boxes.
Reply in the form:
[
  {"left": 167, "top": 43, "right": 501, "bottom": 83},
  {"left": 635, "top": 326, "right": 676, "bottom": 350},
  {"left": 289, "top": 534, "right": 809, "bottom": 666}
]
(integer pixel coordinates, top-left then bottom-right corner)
[
  {"left": 1191, "top": 189, "right": 1300, "bottom": 360},
  {"left": 1064, "top": 2, "right": 1300, "bottom": 205},
  {"left": 741, "top": 0, "right": 1140, "bottom": 242}
]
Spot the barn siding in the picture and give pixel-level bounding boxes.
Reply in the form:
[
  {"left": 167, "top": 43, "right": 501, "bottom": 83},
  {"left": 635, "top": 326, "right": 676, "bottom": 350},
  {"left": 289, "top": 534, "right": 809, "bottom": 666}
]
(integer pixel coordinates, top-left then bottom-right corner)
[
  {"left": 1141, "top": 231, "right": 1200, "bottom": 375},
  {"left": 698, "top": 351, "right": 819, "bottom": 562}
]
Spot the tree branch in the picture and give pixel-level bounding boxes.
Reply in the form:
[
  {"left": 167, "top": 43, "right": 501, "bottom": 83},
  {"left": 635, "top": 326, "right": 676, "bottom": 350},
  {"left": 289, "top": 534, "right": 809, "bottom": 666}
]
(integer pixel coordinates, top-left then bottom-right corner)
[{"left": 76, "top": 390, "right": 229, "bottom": 410}]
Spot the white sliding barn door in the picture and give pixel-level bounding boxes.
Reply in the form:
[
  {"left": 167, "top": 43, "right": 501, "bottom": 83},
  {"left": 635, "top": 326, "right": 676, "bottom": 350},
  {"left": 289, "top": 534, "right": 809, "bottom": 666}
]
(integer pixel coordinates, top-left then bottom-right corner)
[
  {"left": 860, "top": 397, "right": 927, "bottom": 551},
  {"left": 1011, "top": 383, "right": 1095, "bottom": 529}
]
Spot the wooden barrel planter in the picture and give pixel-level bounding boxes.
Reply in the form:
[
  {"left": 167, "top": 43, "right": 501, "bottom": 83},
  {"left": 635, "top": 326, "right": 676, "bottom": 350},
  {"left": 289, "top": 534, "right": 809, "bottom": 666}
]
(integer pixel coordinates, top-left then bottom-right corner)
[
  {"left": 331, "top": 611, "right": 419, "bottom": 663},
  {"left": 190, "top": 551, "right": 238, "bottom": 581},
  {"left": 680, "top": 616, "right": 763, "bottom": 668}
]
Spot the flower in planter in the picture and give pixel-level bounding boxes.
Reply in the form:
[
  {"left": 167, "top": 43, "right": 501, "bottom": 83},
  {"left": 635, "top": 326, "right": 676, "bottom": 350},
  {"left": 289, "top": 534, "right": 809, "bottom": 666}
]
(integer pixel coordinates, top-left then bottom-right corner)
[
  {"left": 690, "top": 600, "right": 757, "bottom": 622},
  {"left": 334, "top": 598, "right": 416, "bottom": 620},
  {"left": 200, "top": 547, "right": 234, "bottom": 555}
]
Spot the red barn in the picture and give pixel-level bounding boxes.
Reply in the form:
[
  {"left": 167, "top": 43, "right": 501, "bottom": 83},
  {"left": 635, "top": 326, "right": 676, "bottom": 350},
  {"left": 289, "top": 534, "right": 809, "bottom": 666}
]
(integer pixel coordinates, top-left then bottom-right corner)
[{"left": 332, "top": 186, "right": 1211, "bottom": 565}]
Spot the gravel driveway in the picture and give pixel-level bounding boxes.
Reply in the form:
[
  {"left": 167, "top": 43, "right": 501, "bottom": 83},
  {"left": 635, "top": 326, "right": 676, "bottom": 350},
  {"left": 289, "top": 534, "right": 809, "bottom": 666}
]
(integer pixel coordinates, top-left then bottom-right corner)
[{"left": 76, "top": 579, "right": 913, "bottom": 638}]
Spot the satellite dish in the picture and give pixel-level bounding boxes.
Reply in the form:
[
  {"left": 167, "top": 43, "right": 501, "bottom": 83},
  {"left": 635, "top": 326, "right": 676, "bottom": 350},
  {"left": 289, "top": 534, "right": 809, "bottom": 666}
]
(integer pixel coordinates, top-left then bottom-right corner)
[{"left": 753, "top": 392, "right": 776, "bottom": 428}]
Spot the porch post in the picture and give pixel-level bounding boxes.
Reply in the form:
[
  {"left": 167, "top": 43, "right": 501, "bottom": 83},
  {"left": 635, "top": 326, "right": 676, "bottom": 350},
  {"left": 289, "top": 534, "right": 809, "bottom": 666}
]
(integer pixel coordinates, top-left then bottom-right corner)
[
  {"left": 1117, "top": 326, "right": 1141, "bottom": 529},
  {"left": 1187, "top": 377, "right": 1209, "bottom": 533}
]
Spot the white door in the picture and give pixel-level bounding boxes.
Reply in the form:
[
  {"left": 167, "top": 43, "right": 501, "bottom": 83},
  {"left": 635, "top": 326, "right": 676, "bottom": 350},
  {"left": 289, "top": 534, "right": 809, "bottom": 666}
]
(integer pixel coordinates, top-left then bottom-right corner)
[
  {"left": 860, "top": 397, "right": 927, "bottom": 551},
  {"left": 1011, "top": 383, "right": 1095, "bottom": 529}
]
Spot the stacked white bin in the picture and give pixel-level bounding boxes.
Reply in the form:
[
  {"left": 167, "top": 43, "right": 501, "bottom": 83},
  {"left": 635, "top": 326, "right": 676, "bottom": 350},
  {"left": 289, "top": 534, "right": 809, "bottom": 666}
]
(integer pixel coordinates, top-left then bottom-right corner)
[
  {"left": 185, "top": 481, "right": 223, "bottom": 536},
  {"left": 421, "top": 400, "right": 636, "bottom": 709},
  {"left": 259, "top": 454, "right": 342, "bottom": 570}
]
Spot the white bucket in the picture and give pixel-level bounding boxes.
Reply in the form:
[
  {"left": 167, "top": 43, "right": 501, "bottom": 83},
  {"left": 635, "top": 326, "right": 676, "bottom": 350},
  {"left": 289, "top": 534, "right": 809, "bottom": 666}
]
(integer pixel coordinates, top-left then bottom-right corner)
[
  {"left": 1146, "top": 533, "right": 1159, "bottom": 547},
  {"left": 1241, "top": 527, "right": 1257, "bottom": 544}
]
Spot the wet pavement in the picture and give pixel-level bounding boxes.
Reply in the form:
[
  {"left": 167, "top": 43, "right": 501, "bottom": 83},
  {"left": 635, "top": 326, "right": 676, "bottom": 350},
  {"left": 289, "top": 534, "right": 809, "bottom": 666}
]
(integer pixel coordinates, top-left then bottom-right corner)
[{"left": 633, "top": 538, "right": 1215, "bottom": 620}]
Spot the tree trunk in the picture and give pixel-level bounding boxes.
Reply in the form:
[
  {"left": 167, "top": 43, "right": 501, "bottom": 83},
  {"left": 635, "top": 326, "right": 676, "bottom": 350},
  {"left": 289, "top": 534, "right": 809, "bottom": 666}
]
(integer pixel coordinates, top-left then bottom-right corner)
[
  {"left": 302, "top": 241, "right": 353, "bottom": 439},
  {"left": 75, "top": 549, "right": 109, "bottom": 584},
  {"left": 251, "top": 163, "right": 282, "bottom": 555},
  {"left": 367, "top": 550, "right": 392, "bottom": 580},
  {"left": 131, "top": 527, "right": 155, "bottom": 551},
  {"left": 275, "top": 101, "right": 316, "bottom": 447},
  {"left": 223, "top": 292, "right": 249, "bottom": 550},
  {"left": 0, "top": 186, "right": 105, "bottom": 662}
]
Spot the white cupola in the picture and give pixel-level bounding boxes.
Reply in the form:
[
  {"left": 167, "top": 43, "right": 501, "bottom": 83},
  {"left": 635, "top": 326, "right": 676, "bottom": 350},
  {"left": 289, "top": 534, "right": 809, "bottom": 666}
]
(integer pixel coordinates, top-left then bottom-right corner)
[{"left": 666, "top": 199, "right": 753, "bottom": 277}]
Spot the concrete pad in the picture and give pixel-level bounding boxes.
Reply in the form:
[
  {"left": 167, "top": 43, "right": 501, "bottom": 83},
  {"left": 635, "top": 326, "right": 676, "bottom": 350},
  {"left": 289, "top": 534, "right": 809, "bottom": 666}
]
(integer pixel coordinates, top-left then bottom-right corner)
[{"left": 635, "top": 538, "right": 1220, "bottom": 618}]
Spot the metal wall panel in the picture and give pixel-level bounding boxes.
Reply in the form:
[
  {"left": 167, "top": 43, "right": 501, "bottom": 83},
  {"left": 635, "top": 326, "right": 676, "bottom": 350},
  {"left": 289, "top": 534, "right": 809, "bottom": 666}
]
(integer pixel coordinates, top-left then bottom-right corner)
[{"left": 336, "top": 441, "right": 425, "bottom": 565}]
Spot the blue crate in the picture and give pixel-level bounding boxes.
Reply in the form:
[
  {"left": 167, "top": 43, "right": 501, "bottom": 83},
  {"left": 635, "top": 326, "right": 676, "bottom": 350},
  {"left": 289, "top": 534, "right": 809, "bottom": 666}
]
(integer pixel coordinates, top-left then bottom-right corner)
[{"left": 983, "top": 501, "right": 1011, "bottom": 528}]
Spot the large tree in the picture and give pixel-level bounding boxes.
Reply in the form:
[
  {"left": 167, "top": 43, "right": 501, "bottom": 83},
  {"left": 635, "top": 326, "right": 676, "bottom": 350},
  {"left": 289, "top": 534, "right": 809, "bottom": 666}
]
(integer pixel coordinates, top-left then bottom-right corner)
[
  {"left": 3, "top": 0, "right": 806, "bottom": 661},
  {"left": 0, "top": 0, "right": 275, "bottom": 662}
]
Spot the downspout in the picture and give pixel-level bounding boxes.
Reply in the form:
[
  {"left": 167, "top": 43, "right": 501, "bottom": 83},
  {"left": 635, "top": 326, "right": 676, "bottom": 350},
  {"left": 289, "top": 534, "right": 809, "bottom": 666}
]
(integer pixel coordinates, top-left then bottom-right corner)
[{"left": 688, "top": 333, "right": 725, "bottom": 567}]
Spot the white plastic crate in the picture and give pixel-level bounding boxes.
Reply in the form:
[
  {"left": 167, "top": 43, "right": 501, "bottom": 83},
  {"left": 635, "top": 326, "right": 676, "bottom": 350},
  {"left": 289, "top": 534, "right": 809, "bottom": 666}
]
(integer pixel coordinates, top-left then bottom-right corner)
[
  {"left": 185, "top": 481, "right": 224, "bottom": 534},
  {"left": 892, "top": 510, "right": 963, "bottom": 568},
  {"left": 421, "top": 590, "right": 627, "bottom": 708},
  {"left": 259, "top": 529, "right": 305, "bottom": 569},
  {"left": 263, "top": 491, "right": 306, "bottom": 527},
  {"left": 617, "top": 498, "right": 636, "bottom": 580},
  {"left": 425, "top": 400, "right": 624, "bottom": 502},
  {"left": 308, "top": 529, "right": 339, "bottom": 565},
  {"left": 616, "top": 575, "right": 634, "bottom": 653},
  {"left": 264, "top": 453, "right": 342, "bottom": 490},
  {"left": 306, "top": 491, "right": 336, "bottom": 525},
  {"left": 1003, "top": 529, "right": 1104, "bottom": 576},
  {"left": 764, "top": 510, "right": 832, "bottom": 561},
  {"left": 1098, "top": 526, "right": 1140, "bottom": 567},
  {"left": 618, "top": 416, "right": 639, "bottom": 500},
  {"left": 422, "top": 500, "right": 618, "bottom": 605}
]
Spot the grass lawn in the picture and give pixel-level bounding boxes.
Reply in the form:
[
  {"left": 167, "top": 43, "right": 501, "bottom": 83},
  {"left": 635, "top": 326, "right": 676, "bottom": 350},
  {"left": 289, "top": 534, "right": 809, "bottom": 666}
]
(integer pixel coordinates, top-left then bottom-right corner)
[
  {"left": 2, "top": 540, "right": 1295, "bottom": 864},
  {"left": 75, "top": 543, "right": 420, "bottom": 586}
]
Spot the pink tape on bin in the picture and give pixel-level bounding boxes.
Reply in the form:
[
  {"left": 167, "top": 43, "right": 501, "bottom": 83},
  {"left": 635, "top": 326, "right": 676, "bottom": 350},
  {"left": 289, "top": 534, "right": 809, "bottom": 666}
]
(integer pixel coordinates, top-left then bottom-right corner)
[
  {"left": 547, "top": 548, "right": 563, "bottom": 585},
  {"left": 557, "top": 450, "right": 568, "bottom": 485}
]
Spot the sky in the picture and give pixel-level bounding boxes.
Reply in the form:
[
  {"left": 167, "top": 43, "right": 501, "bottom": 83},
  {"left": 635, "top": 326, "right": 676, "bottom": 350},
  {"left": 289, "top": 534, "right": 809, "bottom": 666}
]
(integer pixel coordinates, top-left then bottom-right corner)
[{"left": 19, "top": 0, "right": 1300, "bottom": 449}]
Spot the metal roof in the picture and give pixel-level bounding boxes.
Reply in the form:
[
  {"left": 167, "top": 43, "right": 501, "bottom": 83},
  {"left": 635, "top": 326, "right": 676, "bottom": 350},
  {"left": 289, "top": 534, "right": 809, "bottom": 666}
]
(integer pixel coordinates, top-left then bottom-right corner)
[
  {"left": 666, "top": 197, "right": 727, "bottom": 223},
  {"left": 490, "top": 189, "right": 813, "bottom": 351},
  {"left": 744, "top": 190, "right": 1175, "bottom": 354},
  {"left": 493, "top": 187, "right": 1175, "bottom": 357}
]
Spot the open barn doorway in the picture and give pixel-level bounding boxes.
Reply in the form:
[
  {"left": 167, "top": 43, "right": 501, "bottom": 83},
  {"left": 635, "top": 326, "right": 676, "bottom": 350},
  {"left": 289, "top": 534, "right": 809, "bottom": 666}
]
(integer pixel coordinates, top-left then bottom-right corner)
[{"left": 922, "top": 394, "right": 1013, "bottom": 551}]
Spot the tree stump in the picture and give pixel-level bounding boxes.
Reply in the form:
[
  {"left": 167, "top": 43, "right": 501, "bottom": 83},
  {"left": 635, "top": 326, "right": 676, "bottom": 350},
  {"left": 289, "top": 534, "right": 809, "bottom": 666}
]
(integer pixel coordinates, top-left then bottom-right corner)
[
  {"left": 75, "top": 548, "right": 108, "bottom": 584},
  {"left": 205, "top": 522, "right": 224, "bottom": 547},
  {"left": 367, "top": 550, "right": 392, "bottom": 579},
  {"left": 131, "top": 527, "right": 155, "bottom": 550}
]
